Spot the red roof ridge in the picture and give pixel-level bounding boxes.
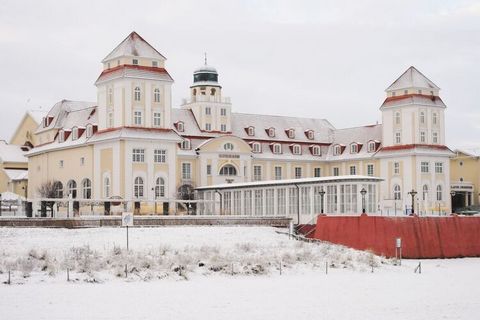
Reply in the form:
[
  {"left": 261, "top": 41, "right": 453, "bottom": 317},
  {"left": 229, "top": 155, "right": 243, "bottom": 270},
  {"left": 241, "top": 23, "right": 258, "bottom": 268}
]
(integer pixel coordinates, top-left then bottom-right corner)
[
  {"left": 379, "top": 144, "right": 449, "bottom": 152},
  {"left": 95, "top": 64, "right": 171, "bottom": 82}
]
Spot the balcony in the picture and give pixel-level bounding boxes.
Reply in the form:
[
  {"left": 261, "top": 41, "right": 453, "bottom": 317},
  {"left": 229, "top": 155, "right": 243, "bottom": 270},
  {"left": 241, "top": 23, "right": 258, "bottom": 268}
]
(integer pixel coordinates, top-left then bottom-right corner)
[{"left": 182, "top": 96, "right": 231, "bottom": 105}]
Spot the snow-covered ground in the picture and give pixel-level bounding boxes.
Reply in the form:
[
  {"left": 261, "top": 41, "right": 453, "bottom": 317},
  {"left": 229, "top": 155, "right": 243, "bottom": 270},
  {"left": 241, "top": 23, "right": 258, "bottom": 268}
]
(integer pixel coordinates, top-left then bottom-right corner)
[{"left": 1, "top": 227, "right": 479, "bottom": 319}]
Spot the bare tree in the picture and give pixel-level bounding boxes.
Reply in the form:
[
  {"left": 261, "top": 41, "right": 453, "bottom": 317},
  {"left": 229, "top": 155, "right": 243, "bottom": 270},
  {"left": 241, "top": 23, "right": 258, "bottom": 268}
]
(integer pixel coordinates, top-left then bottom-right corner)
[{"left": 37, "top": 181, "right": 63, "bottom": 217}]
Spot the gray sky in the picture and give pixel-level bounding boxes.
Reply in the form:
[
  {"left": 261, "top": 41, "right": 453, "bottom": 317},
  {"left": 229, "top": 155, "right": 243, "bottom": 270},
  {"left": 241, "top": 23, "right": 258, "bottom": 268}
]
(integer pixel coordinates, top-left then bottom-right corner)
[{"left": 1, "top": 0, "right": 479, "bottom": 148}]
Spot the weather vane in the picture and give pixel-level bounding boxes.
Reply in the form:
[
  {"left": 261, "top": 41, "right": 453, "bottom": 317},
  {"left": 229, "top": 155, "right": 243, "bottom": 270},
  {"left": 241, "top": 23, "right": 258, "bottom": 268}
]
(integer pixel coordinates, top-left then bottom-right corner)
[{"left": 204, "top": 52, "right": 207, "bottom": 65}]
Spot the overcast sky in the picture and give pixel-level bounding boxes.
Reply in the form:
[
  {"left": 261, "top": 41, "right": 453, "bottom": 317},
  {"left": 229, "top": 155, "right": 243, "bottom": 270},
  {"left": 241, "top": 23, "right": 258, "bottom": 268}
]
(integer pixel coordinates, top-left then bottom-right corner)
[{"left": 1, "top": 0, "right": 479, "bottom": 148}]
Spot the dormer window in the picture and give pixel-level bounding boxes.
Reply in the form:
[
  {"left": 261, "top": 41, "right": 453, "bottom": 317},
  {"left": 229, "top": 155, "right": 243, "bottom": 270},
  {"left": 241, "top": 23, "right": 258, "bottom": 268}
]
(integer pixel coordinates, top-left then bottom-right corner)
[
  {"left": 72, "top": 127, "right": 79, "bottom": 141},
  {"left": 58, "top": 130, "right": 65, "bottom": 143},
  {"left": 311, "top": 145, "right": 321, "bottom": 156},
  {"left": 176, "top": 121, "right": 185, "bottom": 132},
  {"left": 180, "top": 138, "right": 191, "bottom": 150},
  {"left": 272, "top": 143, "right": 282, "bottom": 154},
  {"left": 333, "top": 145, "right": 342, "bottom": 156},
  {"left": 267, "top": 127, "right": 275, "bottom": 138},
  {"left": 86, "top": 124, "right": 93, "bottom": 138},
  {"left": 306, "top": 130, "right": 314, "bottom": 140},
  {"left": 367, "top": 141, "right": 376, "bottom": 153},
  {"left": 287, "top": 129, "right": 295, "bottom": 139},
  {"left": 247, "top": 126, "right": 255, "bottom": 136},
  {"left": 43, "top": 117, "right": 48, "bottom": 128},
  {"left": 132, "top": 59, "right": 138, "bottom": 65},
  {"left": 251, "top": 142, "right": 261, "bottom": 153},
  {"left": 292, "top": 144, "right": 301, "bottom": 155},
  {"left": 350, "top": 143, "right": 358, "bottom": 154}
]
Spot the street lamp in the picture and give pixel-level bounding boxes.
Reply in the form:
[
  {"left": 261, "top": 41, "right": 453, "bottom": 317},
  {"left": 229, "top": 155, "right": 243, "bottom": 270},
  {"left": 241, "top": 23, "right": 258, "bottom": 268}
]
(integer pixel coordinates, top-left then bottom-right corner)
[
  {"left": 0, "top": 193, "right": 2, "bottom": 216},
  {"left": 360, "top": 188, "right": 367, "bottom": 214},
  {"left": 450, "top": 191, "right": 456, "bottom": 213},
  {"left": 408, "top": 189, "right": 417, "bottom": 215},
  {"left": 319, "top": 188, "right": 326, "bottom": 214}
]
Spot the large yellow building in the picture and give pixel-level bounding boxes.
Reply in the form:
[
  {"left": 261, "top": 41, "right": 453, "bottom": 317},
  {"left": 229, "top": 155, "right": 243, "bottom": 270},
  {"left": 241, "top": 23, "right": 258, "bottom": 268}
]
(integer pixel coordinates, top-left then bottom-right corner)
[{"left": 25, "top": 32, "right": 453, "bottom": 215}]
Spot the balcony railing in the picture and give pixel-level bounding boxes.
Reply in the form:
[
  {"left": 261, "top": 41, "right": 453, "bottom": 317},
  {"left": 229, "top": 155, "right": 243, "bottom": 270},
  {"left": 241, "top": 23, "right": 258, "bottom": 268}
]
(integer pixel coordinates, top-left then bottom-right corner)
[{"left": 182, "top": 96, "right": 231, "bottom": 104}]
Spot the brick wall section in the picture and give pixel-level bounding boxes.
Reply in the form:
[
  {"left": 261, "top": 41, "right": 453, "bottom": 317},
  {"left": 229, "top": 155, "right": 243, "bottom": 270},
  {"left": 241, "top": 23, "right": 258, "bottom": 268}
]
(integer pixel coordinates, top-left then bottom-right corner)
[
  {"left": 0, "top": 216, "right": 291, "bottom": 229},
  {"left": 313, "top": 214, "right": 480, "bottom": 258}
]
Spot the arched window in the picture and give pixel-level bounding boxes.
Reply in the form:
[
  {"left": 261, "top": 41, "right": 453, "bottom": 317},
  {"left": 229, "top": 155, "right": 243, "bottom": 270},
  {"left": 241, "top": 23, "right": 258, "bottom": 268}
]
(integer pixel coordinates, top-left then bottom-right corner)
[
  {"left": 393, "top": 184, "right": 401, "bottom": 200},
  {"left": 154, "top": 88, "right": 161, "bottom": 103},
  {"left": 367, "top": 141, "right": 376, "bottom": 153},
  {"left": 134, "top": 87, "right": 141, "bottom": 101},
  {"left": 108, "top": 88, "right": 113, "bottom": 105},
  {"left": 53, "top": 181, "right": 63, "bottom": 198},
  {"left": 176, "top": 121, "right": 184, "bottom": 132},
  {"left": 210, "top": 88, "right": 216, "bottom": 96},
  {"left": 422, "top": 185, "right": 428, "bottom": 201},
  {"left": 395, "top": 112, "right": 401, "bottom": 125},
  {"left": 311, "top": 145, "right": 321, "bottom": 156},
  {"left": 307, "top": 130, "right": 315, "bottom": 140},
  {"left": 219, "top": 165, "right": 237, "bottom": 176},
  {"left": 292, "top": 144, "right": 301, "bottom": 155},
  {"left": 67, "top": 180, "right": 77, "bottom": 199},
  {"left": 433, "top": 113, "right": 438, "bottom": 125},
  {"left": 333, "top": 145, "right": 341, "bottom": 156},
  {"left": 82, "top": 178, "right": 92, "bottom": 199},
  {"left": 155, "top": 177, "right": 165, "bottom": 198},
  {"left": 268, "top": 128, "right": 275, "bottom": 137},
  {"left": 134, "top": 177, "right": 144, "bottom": 198},
  {"left": 251, "top": 142, "right": 261, "bottom": 153},
  {"left": 103, "top": 176, "right": 110, "bottom": 198},
  {"left": 420, "top": 112, "right": 425, "bottom": 124},
  {"left": 180, "top": 139, "right": 191, "bottom": 150},
  {"left": 436, "top": 185, "right": 442, "bottom": 201},
  {"left": 86, "top": 124, "right": 93, "bottom": 138},
  {"left": 350, "top": 143, "right": 358, "bottom": 154},
  {"left": 224, "top": 143, "right": 234, "bottom": 151},
  {"left": 247, "top": 126, "right": 255, "bottom": 136}
]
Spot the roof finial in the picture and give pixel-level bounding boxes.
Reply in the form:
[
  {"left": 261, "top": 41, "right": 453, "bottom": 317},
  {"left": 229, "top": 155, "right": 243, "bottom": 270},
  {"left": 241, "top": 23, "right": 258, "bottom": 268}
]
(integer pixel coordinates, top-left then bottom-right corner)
[{"left": 204, "top": 52, "right": 207, "bottom": 66}]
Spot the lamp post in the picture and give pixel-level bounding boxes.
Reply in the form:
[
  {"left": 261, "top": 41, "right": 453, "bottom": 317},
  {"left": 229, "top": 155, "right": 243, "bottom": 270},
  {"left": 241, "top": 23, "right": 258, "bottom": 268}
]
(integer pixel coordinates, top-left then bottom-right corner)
[
  {"left": 450, "top": 191, "right": 456, "bottom": 213},
  {"left": 0, "top": 193, "right": 2, "bottom": 216},
  {"left": 360, "top": 188, "right": 367, "bottom": 214},
  {"left": 408, "top": 189, "right": 417, "bottom": 215},
  {"left": 319, "top": 188, "right": 326, "bottom": 214}
]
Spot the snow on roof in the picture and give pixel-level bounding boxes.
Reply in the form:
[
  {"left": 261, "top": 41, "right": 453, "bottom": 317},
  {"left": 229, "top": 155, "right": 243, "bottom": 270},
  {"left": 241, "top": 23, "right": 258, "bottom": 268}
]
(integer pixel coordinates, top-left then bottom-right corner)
[
  {"left": 102, "top": 31, "right": 166, "bottom": 63},
  {"left": 35, "top": 100, "right": 96, "bottom": 134},
  {"left": 381, "top": 95, "right": 446, "bottom": 109},
  {"left": 196, "top": 175, "right": 383, "bottom": 190},
  {"left": 3, "top": 169, "right": 28, "bottom": 181},
  {"left": 0, "top": 140, "right": 27, "bottom": 163},
  {"left": 386, "top": 66, "right": 440, "bottom": 91},
  {"left": 325, "top": 124, "right": 382, "bottom": 160},
  {"left": 0, "top": 191, "right": 25, "bottom": 201},
  {"left": 27, "top": 109, "right": 48, "bottom": 125},
  {"left": 95, "top": 65, "right": 173, "bottom": 85},
  {"left": 454, "top": 148, "right": 480, "bottom": 157}
]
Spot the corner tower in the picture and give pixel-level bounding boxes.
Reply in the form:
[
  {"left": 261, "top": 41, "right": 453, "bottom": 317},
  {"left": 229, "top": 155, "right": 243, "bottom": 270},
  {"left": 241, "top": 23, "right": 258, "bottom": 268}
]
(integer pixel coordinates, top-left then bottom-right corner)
[
  {"left": 95, "top": 32, "right": 173, "bottom": 130},
  {"left": 182, "top": 59, "right": 232, "bottom": 133}
]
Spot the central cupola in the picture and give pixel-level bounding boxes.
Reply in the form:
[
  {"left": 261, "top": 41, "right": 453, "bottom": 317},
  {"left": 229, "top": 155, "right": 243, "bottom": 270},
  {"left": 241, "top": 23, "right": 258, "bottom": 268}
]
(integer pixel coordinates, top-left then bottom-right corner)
[{"left": 193, "top": 65, "right": 220, "bottom": 85}]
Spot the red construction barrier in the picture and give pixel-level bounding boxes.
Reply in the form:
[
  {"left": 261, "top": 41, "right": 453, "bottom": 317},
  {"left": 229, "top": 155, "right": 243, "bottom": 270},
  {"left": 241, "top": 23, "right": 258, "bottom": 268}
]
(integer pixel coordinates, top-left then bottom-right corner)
[{"left": 312, "top": 214, "right": 480, "bottom": 258}]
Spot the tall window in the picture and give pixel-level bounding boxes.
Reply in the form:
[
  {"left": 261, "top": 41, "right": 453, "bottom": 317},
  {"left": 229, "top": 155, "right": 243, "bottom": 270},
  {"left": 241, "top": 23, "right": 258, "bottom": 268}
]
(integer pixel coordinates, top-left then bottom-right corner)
[
  {"left": 154, "top": 88, "right": 161, "bottom": 103},
  {"left": 295, "top": 167, "right": 302, "bottom": 179},
  {"left": 182, "top": 163, "right": 192, "bottom": 180},
  {"left": 435, "top": 162, "right": 443, "bottom": 173},
  {"left": 432, "top": 132, "right": 438, "bottom": 144},
  {"left": 153, "top": 112, "right": 161, "bottom": 127},
  {"left": 54, "top": 181, "right": 63, "bottom": 198},
  {"left": 67, "top": 180, "right": 77, "bottom": 199},
  {"left": 82, "top": 179, "right": 91, "bottom": 199},
  {"left": 108, "top": 88, "right": 113, "bottom": 105},
  {"left": 395, "top": 132, "right": 401, "bottom": 144},
  {"left": 314, "top": 167, "right": 321, "bottom": 177},
  {"left": 394, "top": 184, "right": 401, "bottom": 200},
  {"left": 154, "top": 149, "right": 166, "bottom": 163},
  {"left": 206, "top": 165, "right": 212, "bottom": 175},
  {"left": 134, "top": 177, "right": 144, "bottom": 198},
  {"left": 420, "top": 131, "right": 426, "bottom": 143},
  {"left": 333, "top": 167, "right": 339, "bottom": 176},
  {"left": 395, "top": 112, "right": 401, "bottom": 125},
  {"left": 220, "top": 124, "right": 227, "bottom": 132},
  {"left": 132, "top": 149, "right": 145, "bottom": 162},
  {"left": 134, "top": 87, "right": 141, "bottom": 101},
  {"left": 349, "top": 166, "right": 356, "bottom": 175},
  {"left": 436, "top": 185, "right": 443, "bottom": 201},
  {"left": 108, "top": 111, "right": 114, "bottom": 128},
  {"left": 422, "top": 185, "right": 428, "bottom": 201},
  {"left": 394, "top": 162, "right": 400, "bottom": 174},
  {"left": 219, "top": 165, "right": 237, "bottom": 176},
  {"left": 433, "top": 113, "right": 438, "bottom": 125},
  {"left": 421, "top": 161, "right": 429, "bottom": 173},
  {"left": 205, "top": 107, "right": 211, "bottom": 115},
  {"left": 367, "top": 164, "right": 374, "bottom": 176},
  {"left": 134, "top": 110, "right": 143, "bottom": 125},
  {"left": 220, "top": 108, "right": 227, "bottom": 116},
  {"left": 274, "top": 166, "right": 282, "bottom": 180},
  {"left": 103, "top": 176, "right": 110, "bottom": 198},
  {"left": 155, "top": 177, "right": 165, "bottom": 197},
  {"left": 205, "top": 123, "right": 211, "bottom": 131},
  {"left": 420, "top": 112, "right": 425, "bottom": 124},
  {"left": 253, "top": 165, "right": 262, "bottom": 181}
]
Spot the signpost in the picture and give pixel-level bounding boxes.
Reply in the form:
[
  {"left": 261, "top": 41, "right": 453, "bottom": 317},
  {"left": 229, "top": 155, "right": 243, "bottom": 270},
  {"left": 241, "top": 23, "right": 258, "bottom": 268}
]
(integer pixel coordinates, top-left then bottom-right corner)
[{"left": 122, "top": 212, "right": 133, "bottom": 250}]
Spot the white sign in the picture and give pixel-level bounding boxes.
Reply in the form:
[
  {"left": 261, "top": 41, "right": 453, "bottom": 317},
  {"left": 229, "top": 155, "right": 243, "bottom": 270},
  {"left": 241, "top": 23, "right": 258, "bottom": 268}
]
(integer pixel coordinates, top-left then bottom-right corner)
[
  {"left": 396, "top": 237, "right": 402, "bottom": 248},
  {"left": 122, "top": 212, "right": 134, "bottom": 227}
]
